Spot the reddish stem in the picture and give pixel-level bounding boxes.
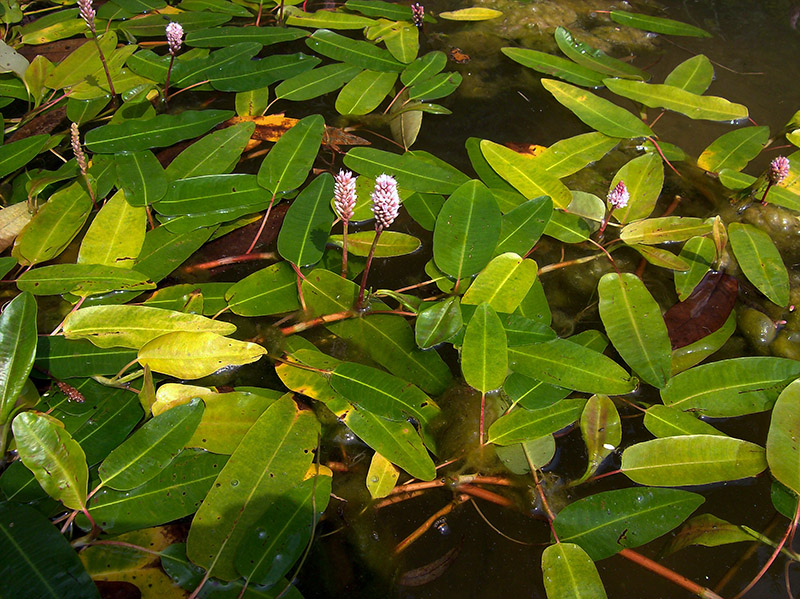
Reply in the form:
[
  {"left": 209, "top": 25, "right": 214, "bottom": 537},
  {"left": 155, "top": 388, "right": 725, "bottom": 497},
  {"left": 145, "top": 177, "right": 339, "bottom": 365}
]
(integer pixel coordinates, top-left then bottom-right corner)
[
  {"left": 620, "top": 548, "right": 725, "bottom": 599},
  {"left": 356, "top": 227, "right": 383, "bottom": 310}
]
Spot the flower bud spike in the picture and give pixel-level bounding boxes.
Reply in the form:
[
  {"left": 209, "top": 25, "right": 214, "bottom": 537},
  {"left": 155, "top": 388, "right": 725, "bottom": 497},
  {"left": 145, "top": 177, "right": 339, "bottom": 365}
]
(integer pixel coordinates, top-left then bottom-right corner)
[
  {"left": 371, "top": 173, "right": 400, "bottom": 231},
  {"left": 762, "top": 156, "right": 790, "bottom": 205},
  {"left": 411, "top": 3, "right": 424, "bottom": 29},
  {"left": 334, "top": 169, "right": 357, "bottom": 277},
  {"left": 166, "top": 22, "right": 184, "bottom": 56},
  {"left": 78, "top": 0, "right": 96, "bottom": 32}
]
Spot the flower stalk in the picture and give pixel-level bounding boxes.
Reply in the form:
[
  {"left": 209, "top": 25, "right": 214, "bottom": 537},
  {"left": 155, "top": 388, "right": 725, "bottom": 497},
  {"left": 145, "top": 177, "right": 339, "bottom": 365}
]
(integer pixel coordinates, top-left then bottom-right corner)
[
  {"left": 334, "top": 169, "right": 357, "bottom": 278},
  {"left": 356, "top": 174, "right": 399, "bottom": 310},
  {"left": 78, "top": 0, "right": 116, "bottom": 106}
]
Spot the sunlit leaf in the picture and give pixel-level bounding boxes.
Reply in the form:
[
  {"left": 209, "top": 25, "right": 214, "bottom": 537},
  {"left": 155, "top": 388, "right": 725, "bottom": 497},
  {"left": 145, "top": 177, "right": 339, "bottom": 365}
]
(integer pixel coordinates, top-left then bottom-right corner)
[
  {"left": 536, "top": 132, "right": 619, "bottom": 178},
  {"left": 330, "top": 230, "right": 422, "bottom": 257},
  {"left": 664, "top": 54, "right": 713, "bottom": 94},
  {"left": 494, "top": 197, "right": 552, "bottom": 256},
  {"left": 670, "top": 312, "right": 735, "bottom": 375},
  {"left": 461, "top": 253, "right": 538, "bottom": 313},
  {"left": 439, "top": 7, "right": 502, "bottom": 21},
  {"left": 186, "top": 25, "right": 306, "bottom": 47},
  {"left": 609, "top": 153, "right": 664, "bottom": 223},
  {"left": 697, "top": 127, "right": 769, "bottom": 173},
  {"left": 620, "top": 216, "right": 713, "bottom": 245},
  {"left": 577, "top": 394, "right": 621, "bottom": 482},
  {"left": 609, "top": 10, "right": 712, "bottom": 37},
  {"left": 665, "top": 514, "right": 753, "bottom": 555},
  {"left": 401, "top": 51, "right": 447, "bottom": 86},
  {"left": 367, "top": 452, "right": 400, "bottom": 498},
  {"left": 336, "top": 69, "right": 397, "bottom": 115},
  {"left": 643, "top": 405, "right": 725, "bottom": 438},
  {"left": 0, "top": 292, "right": 37, "bottom": 426},
  {"left": 17, "top": 264, "right": 155, "bottom": 297},
  {"left": 488, "top": 399, "right": 585, "bottom": 445},
  {"left": 344, "top": 146, "right": 469, "bottom": 193},
  {"left": 415, "top": 297, "right": 462, "bottom": 348},
  {"left": 307, "top": 28, "right": 405, "bottom": 72},
  {"left": 767, "top": 379, "right": 800, "bottom": 494},
  {"left": 0, "top": 134, "right": 48, "bottom": 179},
  {"left": 555, "top": 26, "right": 649, "bottom": 80},
  {"left": 258, "top": 114, "right": 325, "bottom": 194},
  {"left": 501, "top": 47, "right": 605, "bottom": 88},
  {"left": 225, "top": 261, "right": 300, "bottom": 317},
  {"left": 275, "top": 63, "right": 362, "bottom": 101},
  {"left": 462, "top": 303, "right": 507, "bottom": 392},
  {"left": 77, "top": 190, "right": 146, "bottom": 269},
  {"left": 286, "top": 7, "right": 375, "bottom": 29},
  {"left": 674, "top": 236, "right": 716, "bottom": 300},
  {"left": 165, "top": 121, "right": 255, "bottom": 180}
]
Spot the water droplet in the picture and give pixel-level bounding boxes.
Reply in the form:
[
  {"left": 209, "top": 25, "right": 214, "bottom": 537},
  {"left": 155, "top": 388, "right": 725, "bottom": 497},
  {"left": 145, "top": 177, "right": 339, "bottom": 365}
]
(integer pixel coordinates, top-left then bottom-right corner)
[
  {"left": 369, "top": 475, "right": 379, "bottom": 483},
  {"left": 434, "top": 517, "right": 450, "bottom": 536},
  {"left": 231, "top": 479, "right": 239, "bottom": 487}
]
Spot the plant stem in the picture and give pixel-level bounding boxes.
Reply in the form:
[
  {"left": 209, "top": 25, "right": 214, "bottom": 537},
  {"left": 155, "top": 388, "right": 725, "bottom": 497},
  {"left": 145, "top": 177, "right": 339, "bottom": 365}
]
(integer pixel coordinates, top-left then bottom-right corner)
[
  {"left": 356, "top": 227, "right": 383, "bottom": 310},
  {"left": 91, "top": 33, "right": 117, "bottom": 108},
  {"left": 619, "top": 549, "right": 725, "bottom": 599},
  {"left": 341, "top": 220, "right": 349, "bottom": 278},
  {"left": 760, "top": 181, "right": 774, "bottom": 205},
  {"left": 163, "top": 53, "right": 175, "bottom": 106}
]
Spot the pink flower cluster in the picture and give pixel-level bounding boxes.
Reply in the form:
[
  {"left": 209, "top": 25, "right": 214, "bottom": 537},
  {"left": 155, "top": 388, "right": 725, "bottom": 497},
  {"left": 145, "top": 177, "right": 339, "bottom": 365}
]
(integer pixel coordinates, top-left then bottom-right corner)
[{"left": 371, "top": 174, "right": 400, "bottom": 230}]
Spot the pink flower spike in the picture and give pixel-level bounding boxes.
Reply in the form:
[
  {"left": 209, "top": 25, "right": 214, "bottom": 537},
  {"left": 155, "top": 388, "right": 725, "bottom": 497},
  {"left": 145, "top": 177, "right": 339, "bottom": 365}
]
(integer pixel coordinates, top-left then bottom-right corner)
[
  {"left": 371, "top": 174, "right": 399, "bottom": 230},
  {"left": 769, "top": 156, "right": 790, "bottom": 186},
  {"left": 166, "top": 22, "right": 184, "bottom": 56},
  {"left": 334, "top": 169, "right": 357, "bottom": 222},
  {"left": 411, "top": 3, "right": 424, "bottom": 28},
  {"left": 70, "top": 123, "right": 87, "bottom": 175},
  {"left": 78, "top": 0, "right": 96, "bottom": 31},
  {"left": 608, "top": 180, "right": 629, "bottom": 210}
]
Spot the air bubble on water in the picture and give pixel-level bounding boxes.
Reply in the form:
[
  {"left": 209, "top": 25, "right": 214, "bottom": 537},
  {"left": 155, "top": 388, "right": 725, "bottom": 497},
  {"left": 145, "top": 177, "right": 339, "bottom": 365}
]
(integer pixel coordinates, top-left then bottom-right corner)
[
  {"left": 369, "top": 475, "right": 379, "bottom": 483},
  {"left": 231, "top": 479, "right": 239, "bottom": 487},
  {"left": 434, "top": 517, "right": 450, "bottom": 536}
]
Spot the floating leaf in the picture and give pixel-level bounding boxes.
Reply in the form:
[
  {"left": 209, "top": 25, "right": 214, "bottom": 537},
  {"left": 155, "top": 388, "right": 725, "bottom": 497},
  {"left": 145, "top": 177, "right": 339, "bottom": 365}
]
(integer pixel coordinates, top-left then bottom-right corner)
[
  {"left": 609, "top": 153, "right": 664, "bottom": 223},
  {"left": 664, "top": 54, "right": 714, "bottom": 94},
  {"left": 344, "top": 146, "right": 469, "bottom": 193},
  {"left": 433, "top": 179, "right": 501, "bottom": 281},
  {"left": 536, "top": 132, "right": 619, "bottom": 178},
  {"left": 461, "top": 253, "right": 538, "bottom": 313},
  {"left": 98, "top": 399, "right": 204, "bottom": 491},
  {"left": 85, "top": 109, "right": 233, "bottom": 153},
  {"left": 767, "top": 379, "right": 800, "bottom": 494},
  {"left": 598, "top": 273, "right": 671, "bottom": 388},
  {"left": 225, "top": 261, "right": 300, "bottom": 317},
  {"left": 258, "top": 114, "right": 325, "bottom": 194},
  {"left": 643, "top": 405, "right": 725, "bottom": 437},
  {"left": 439, "top": 7, "right": 502, "bottom": 21},
  {"left": 544, "top": 208, "right": 591, "bottom": 242},
  {"left": 621, "top": 435, "right": 767, "bottom": 486},
  {"left": 508, "top": 338, "right": 637, "bottom": 395},
  {"left": 137, "top": 331, "right": 267, "bottom": 379},
  {"left": 697, "top": 126, "right": 769, "bottom": 173},
  {"left": 336, "top": 69, "right": 397, "bottom": 115},
  {"left": 665, "top": 514, "right": 753, "bottom": 555},
  {"left": 728, "top": 222, "right": 789, "bottom": 306},
  {"left": 330, "top": 230, "right": 422, "bottom": 257},
  {"left": 555, "top": 27, "right": 649, "bottom": 80},
  {"left": 620, "top": 216, "right": 713, "bottom": 245},
  {"left": 674, "top": 236, "right": 716, "bottom": 300},
  {"left": 278, "top": 172, "right": 335, "bottom": 267},
  {"left": 415, "top": 298, "right": 463, "bottom": 349},
  {"left": 604, "top": 78, "right": 748, "bottom": 121},
  {"left": 12, "top": 410, "right": 88, "bottom": 510},
  {"left": 664, "top": 271, "right": 738, "bottom": 350},
  {"left": 670, "top": 312, "right": 735, "bottom": 375},
  {"left": 0, "top": 134, "right": 48, "bottom": 179},
  {"left": 542, "top": 79, "right": 653, "bottom": 138},
  {"left": 554, "top": 487, "right": 704, "bottom": 559},
  {"left": 115, "top": 150, "right": 168, "bottom": 207},
  {"left": 0, "top": 292, "right": 37, "bottom": 426},
  {"left": 286, "top": 7, "right": 375, "bottom": 29},
  {"left": 542, "top": 543, "right": 607, "bottom": 599},
  {"left": 609, "top": 10, "right": 712, "bottom": 38},
  {"left": 367, "top": 452, "right": 399, "bottom": 499},
  {"left": 156, "top": 174, "right": 265, "bottom": 215},
  {"left": 77, "top": 190, "right": 146, "bottom": 269},
  {"left": 17, "top": 264, "right": 154, "bottom": 297},
  {"left": 165, "top": 121, "right": 255, "bottom": 180},
  {"left": 577, "top": 394, "right": 621, "bottom": 482},
  {"left": 501, "top": 47, "right": 605, "bottom": 88},
  {"left": 186, "top": 26, "right": 306, "bottom": 47},
  {"left": 408, "top": 71, "right": 462, "bottom": 101},
  {"left": 275, "top": 63, "right": 362, "bottom": 101},
  {"left": 307, "top": 28, "right": 405, "bottom": 72},
  {"left": 187, "top": 395, "right": 319, "bottom": 580},
  {"left": 462, "top": 303, "right": 507, "bottom": 392},
  {"left": 488, "top": 399, "right": 585, "bottom": 445},
  {"left": 495, "top": 197, "right": 552, "bottom": 256},
  {"left": 401, "top": 51, "right": 447, "bottom": 87}
]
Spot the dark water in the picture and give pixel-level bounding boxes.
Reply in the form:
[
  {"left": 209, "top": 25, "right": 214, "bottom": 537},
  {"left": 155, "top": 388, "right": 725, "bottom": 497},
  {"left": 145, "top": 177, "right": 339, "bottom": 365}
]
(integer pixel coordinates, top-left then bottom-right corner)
[{"left": 292, "top": 1, "right": 800, "bottom": 598}]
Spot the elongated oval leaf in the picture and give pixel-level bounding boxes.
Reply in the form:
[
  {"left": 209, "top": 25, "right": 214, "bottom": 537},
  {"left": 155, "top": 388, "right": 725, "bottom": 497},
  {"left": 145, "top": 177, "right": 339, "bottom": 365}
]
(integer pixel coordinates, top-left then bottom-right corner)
[
  {"left": 621, "top": 435, "right": 767, "bottom": 486},
  {"left": 415, "top": 297, "right": 462, "bottom": 349},
  {"left": 495, "top": 197, "right": 552, "bottom": 256},
  {"left": 306, "top": 28, "right": 404, "bottom": 72},
  {"left": 697, "top": 126, "right": 769, "bottom": 173},
  {"left": 12, "top": 410, "right": 88, "bottom": 510},
  {"left": 664, "top": 54, "right": 713, "bottom": 94},
  {"left": 598, "top": 273, "right": 671, "bottom": 388},
  {"left": 344, "top": 146, "right": 469, "bottom": 193},
  {"left": 17, "top": 264, "right": 154, "bottom": 297},
  {"left": 610, "top": 10, "right": 712, "bottom": 37},
  {"left": 542, "top": 79, "right": 653, "bottom": 138},
  {"left": 555, "top": 26, "right": 649, "bottom": 80},
  {"left": 137, "top": 331, "right": 267, "bottom": 379},
  {"left": 536, "top": 132, "right": 619, "bottom": 178},
  {"left": 258, "top": 114, "right": 325, "bottom": 194},
  {"left": 115, "top": 150, "right": 167, "bottom": 207},
  {"left": 620, "top": 216, "right": 713, "bottom": 245},
  {"left": 275, "top": 62, "right": 362, "bottom": 101},
  {"left": 767, "top": 379, "right": 800, "bottom": 494},
  {"left": 225, "top": 261, "right": 300, "bottom": 317},
  {"left": 330, "top": 230, "right": 421, "bottom": 257},
  {"left": 366, "top": 452, "right": 399, "bottom": 499},
  {"left": 99, "top": 398, "right": 204, "bottom": 490},
  {"left": 278, "top": 172, "right": 335, "bottom": 266},
  {"left": 554, "top": 487, "right": 704, "bottom": 559},
  {"left": 77, "top": 189, "right": 146, "bottom": 268},
  {"left": 729, "top": 222, "right": 789, "bottom": 306},
  {"left": 336, "top": 69, "right": 397, "bottom": 115},
  {"left": 186, "top": 25, "right": 307, "bottom": 47},
  {"left": 165, "top": 121, "right": 255, "bottom": 180},
  {"left": 0, "top": 292, "right": 37, "bottom": 425},
  {"left": 187, "top": 395, "right": 319, "bottom": 580},
  {"left": 643, "top": 404, "right": 725, "bottom": 438},
  {"left": 542, "top": 543, "right": 607, "bottom": 599},
  {"left": 578, "top": 394, "right": 622, "bottom": 481},
  {"left": 462, "top": 253, "right": 537, "bottom": 313},
  {"left": 501, "top": 47, "right": 605, "bottom": 88},
  {"left": 462, "top": 303, "right": 507, "bottom": 392},
  {"left": 609, "top": 153, "right": 664, "bottom": 223},
  {"left": 488, "top": 399, "right": 586, "bottom": 445},
  {"left": 0, "top": 134, "right": 48, "bottom": 179}
]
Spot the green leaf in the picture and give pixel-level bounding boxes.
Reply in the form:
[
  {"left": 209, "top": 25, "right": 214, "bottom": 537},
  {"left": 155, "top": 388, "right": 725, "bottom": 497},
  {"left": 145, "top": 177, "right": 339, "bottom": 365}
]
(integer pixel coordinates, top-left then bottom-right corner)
[
  {"left": 554, "top": 487, "right": 704, "bottom": 560},
  {"left": 604, "top": 78, "right": 748, "bottom": 121},
  {"left": 439, "top": 7, "right": 502, "bottom": 20},
  {"left": 670, "top": 312, "right": 735, "bottom": 375},
  {"left": 542, "top": 79, "right": 653, "bottom": 138},
  {"left": 662, "top": 356, "right": 800, "bottom": 417},
  {"left": 278, "top": 173, "right": 335, "bottom": 267},
  {"left": 415, "top": 297, "right": 463, "bottom": 348},
  {"left": 275, "top": 63, "right": 362, "bottom": 101},
  {"left": 114, "top": 150, "right": 167, "bottom": 207},
  {"left": 665, "top": 514, "right": 753, "bottom": 555},
  {"left": 719, "top": 169, "right": 800, "bottom": 211},
  {"left": 345, "top": 408, "right": 435, "bottom": 480},
  {"left": 187, "top": 395, "right": 319, "bottom": 580},
  {"left": 488, "top": 399, "right": 586, "bottom": 445},
  {"left": 225, "top": 261, "right": 300, "bottom": 317},
  {"left": 77, "top": 190, "right": 146, "bottom": 269},
  {"left": 544, "top": 208, "right": 591, "bottom": 242},
  {"left": 536, "top": 132, "right": 619, "bottom": 178},
  {"left": 479, "top": 139, "right": 572, "bottom": 208},
  {"left": 99, "top": 398, "right": 204, "bottom": 490},
  {"left": 767, "top": 379, "right": 800, "bottom": 494},
  {"left": 165, "top": 121, "right": 255, "bottom": 180},
  {"left": 368, "top": 20, "right": 418, "bottom": 63},
  {"left": 12, "top": 181, "right": 92, "bottom": 266},
  {"left": 366, "top": 452, "right": 399, "bottom": 498},
  {"left": 156, "top": 173, "right": 264, "bottom": 215},
  {"left": 408, "top": 71, "right": 462, "bottom": 101},
  {"left": 134, "top": 225, "right": 216, "bottom": 284},
  {"left": 643, "top": 404, "right": 725, "bottom": 437},
  {"left": 495, "top": 197, "right": 552, "bottom": 256},
  {"left": 433, "top": 179, "right": 501, "bottom": 281},
  {"left": 286, "top": 7, "right": 375, "bottom": 29},
  {"left": 330, "top": 362, "right": 434, "bottom": 422},
  {"left": 330, "top": 230, "right": 422, "bottom": 257},
  {"left": 728, "top": 222, "right": 789, "bottom": 306},
  {"left": 336, "top": 69, "right": 397, "bottom": 115},
  {"left": 44, "top": 30, "right": 117, "bottom": 89},
  {"left": 307, "top": 28, "right": 405, "bottom": 72},
  {"left": 85, "top": 109, "right": 233, "bottom": 153},
  {"left": 461, "top": 253, "right": 538, "bottom": 313},
  {"left": 598, "top": 273, "right": 671, "bottom": 388},
  {"left": 0, "top": 133, "right": 48, "bottom": 179},
  {"left": 258, "top": 114, "right": 325, "bottom": 194},
  {"left": 401, "top": 51, "right": 447, "bottom": 87},
  {"left": 697, "top": 126, "right": 769, "bottom": 173},
  {"left": 303, "top": 269, "right": 452, "bottom": 394},
  {"left": 0, "top": 292, "right": 37, "bottom": 425},
  {"left": 578, "top": 394, "right": 621, "bottom": 481},
  {"left": 508, "top": 338, "right": 637, "bottom": 395},
  {"left": 186, "top": 25, "right": 306, "bottom": 47},
  {"left": 674, "top": 236, "right": 716, "bottom": 300},
  {"left": 137, "top": 331, "right": 267, "bottom": 379},
  {"left": 117, "top": 11, "right": 230, "bottom": 36},
  {"left": 664, "top": 54, "right": 714, "bottom": 94},
  {"left": 235, "top": 472, "right": 331, "bottom": 586},
  {"left": 210, "top": 52, "right": 319, "bottom": 93},
  {"left": 622, "top": 435, "right": 767, "bottom": 486},
  {"left": 609, "top": 153, "right": 664, "bottom": 223},
  {"left": 346, "top": 0, "right": 415, "bottom": 20},
  {"left": 462, "top": 303, "right": 507, "bottom": 392},
  {"left": 0, "top": 503, "right": 100, "bottom": 599},
  {"left": 620, "top": 216, "right": 713, "bottom": 245},
  {"left": 17, "top": 264, "right": 154, "bottom": 297},
  {"left": 542, "top": 543, "right": 606, "bottom": 599},
  {"left": 344, "top": 146, "right": 469, "bottom": 193},
  {"left": 609, "top": 10, "right": 712, "bottom": 37},
  {"left": 555, "top": 26, "right": 649, "bottom": 80},
  {"left": 12, "top": 411, "right": 88, "bottom": 510},
  {"left": 501, "top": 47, "right": 605, "bottom": 88}
]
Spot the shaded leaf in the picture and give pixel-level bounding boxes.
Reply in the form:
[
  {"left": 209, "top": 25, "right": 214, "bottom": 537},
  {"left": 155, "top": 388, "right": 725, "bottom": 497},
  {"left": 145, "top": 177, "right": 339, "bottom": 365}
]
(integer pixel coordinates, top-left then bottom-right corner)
[
  {"left": 555, "top": 26, "right": 648, "bottom": 80},
  {"left": 542, "top": 543, "right": 607, "bottom": 599},
  {"left": 0, "top": 292, "right": 37, "bottom": 425},
  {"left": 767, "top": 379, "right": 800, "bottom": 494},
  {"left": 488, "top": 399, "right": 585, "bottom": 445},
  {"left": 728, "top": 222, "right": 789, "bottom": 306},
  {"left": 664, "top": 271, "right": 738, "bottom": 350}
]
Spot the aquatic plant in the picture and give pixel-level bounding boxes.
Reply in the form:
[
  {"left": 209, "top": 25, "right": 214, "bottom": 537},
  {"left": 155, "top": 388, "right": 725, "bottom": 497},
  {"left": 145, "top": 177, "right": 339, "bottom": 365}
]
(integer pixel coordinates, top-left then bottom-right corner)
[{"left": 0, "top": 2, "right": 799, "bottom": 599}]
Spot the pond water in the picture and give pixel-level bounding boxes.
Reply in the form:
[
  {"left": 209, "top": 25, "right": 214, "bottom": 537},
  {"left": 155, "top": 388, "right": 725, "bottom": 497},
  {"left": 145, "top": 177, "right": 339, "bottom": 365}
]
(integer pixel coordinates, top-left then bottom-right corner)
[{"left": 283, "top": 1, "right": 800, "bottom": 598}]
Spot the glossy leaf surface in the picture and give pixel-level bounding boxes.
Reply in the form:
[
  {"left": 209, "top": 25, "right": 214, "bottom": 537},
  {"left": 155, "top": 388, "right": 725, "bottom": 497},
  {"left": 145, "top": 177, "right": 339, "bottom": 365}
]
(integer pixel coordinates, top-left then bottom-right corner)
[
  {"left": 728, "top": 222, "right": 789, "bottom": 306},
  {"left": 542, "top": 543, "right": 607, "bottom": 599},
  {"left": 0, "top": 291, "right": 37, "bottom": 425}
]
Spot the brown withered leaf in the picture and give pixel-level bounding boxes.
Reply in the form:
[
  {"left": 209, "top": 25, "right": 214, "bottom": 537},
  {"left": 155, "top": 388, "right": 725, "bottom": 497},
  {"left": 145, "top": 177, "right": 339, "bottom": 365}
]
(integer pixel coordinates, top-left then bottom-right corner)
[
  {"left": 8, "top": 105, "right": 66, "bottom": 143},
  {"left": 664, "top": 271, "right": 738, "bottom": 349},
  {"left": 17, "top": 38, "right": 88, "bottom": 63},
  {"left": 224, "top": 114, "right": 370, "bottom": 151},
  {"left": 397, "top": 542, "right": 462, "bottom": 587}
]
